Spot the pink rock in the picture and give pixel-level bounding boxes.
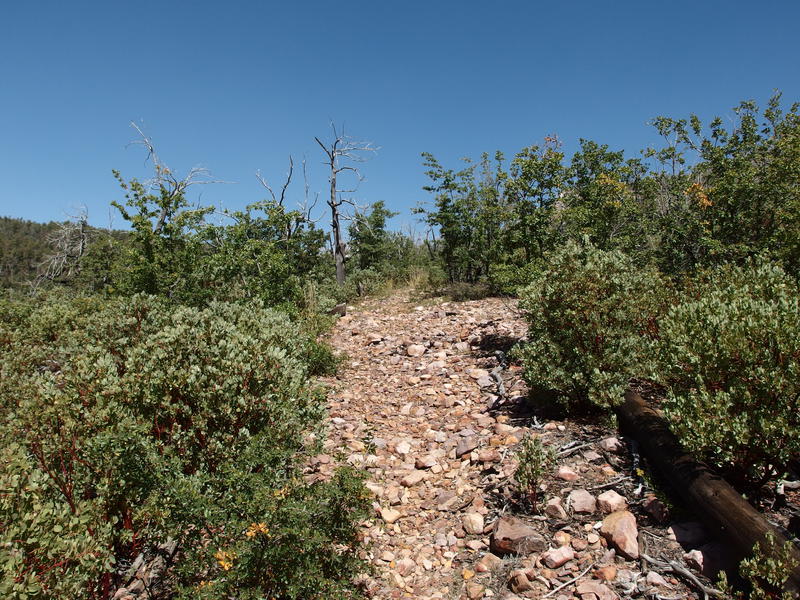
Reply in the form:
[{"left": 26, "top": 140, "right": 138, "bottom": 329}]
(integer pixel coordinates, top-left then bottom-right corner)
[
  {"left": 509, "top": 570, "right": 535, "bottom": 593},
  {"left": 544, "top": 496, "right": 568, "bottom": 519},
  {"left": 576, "top": 580, "right": 620, "bottom": 600},
  {"left": 406, "top": 344, "right": 426, "bottom": 357},
  {"left": 597, "top": 490, "right": 627, "bottom": 513},
  {"left": 380, "top": 507, "right": 402, "bottom": 524},
  {"left": 568, "top": 489, "right": 597, "bottom": 514},
  {"left": 600, "top": 510, "right": 639, "bottom": 560},
  {"left": 462, "top": 512, "right": 485, "bottom": 535},
  {"left": 490, "top": 516, "right": 547, "bottom": 555},
  {"left": 645, "top": 570, "right": 671, "bottom": 587},
  {"left": 396, "top": 558, "right": 415, "bottom": 575},
  {"left": 400, "top": 470, "right": 425, "bottom": 487},
  {"left": 599, "top": 437, "right": 624, "bottom": 453},
  {"left": 542, "top": 545, "right": 575, "bottom": 568},
  {"left": 475, "top": 552, "right": 502, "bottom": 573},
  {"left": 556, "top": 465, "right": 579, "bottom": 481}
]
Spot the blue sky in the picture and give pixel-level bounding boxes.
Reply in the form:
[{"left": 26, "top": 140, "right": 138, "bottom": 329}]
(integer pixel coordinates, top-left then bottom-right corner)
[{"left": 1, "top": 1, "right": 799, "bottom": 233}]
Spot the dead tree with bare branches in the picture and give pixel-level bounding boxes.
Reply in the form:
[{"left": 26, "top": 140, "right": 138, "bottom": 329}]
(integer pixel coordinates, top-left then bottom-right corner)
[
  {"left": 32, "top": 209, "right": 90, "bottom": 291},
  {"left": 315, "top": 124, "right": 377, "bottom": 285}
]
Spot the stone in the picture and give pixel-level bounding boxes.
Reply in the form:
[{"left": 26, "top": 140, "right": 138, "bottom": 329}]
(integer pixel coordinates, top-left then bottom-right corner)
[
  {"left": 571, "top": 537, "right": 588, "bottom": 551},
  {"left": 645, "top": 570, "right": 670, "bottom": 587},
  {"left": 600, "top": 511, "right": 639, "bottom": 560},
  {"left": 509, "top": 570, "right": 535, "bottom": 593},
  {"left": 490, "top": 516, "right": 547, "bottom": 555},
  {"left": 544, "top": 496, "right": 568, "bottom": 519},
  {"left": 477, "top": 448, "right": 501, "bottom": 463},
  {"left": 396, "top": 557, "right": 415, "bottom": 575},
  {"left": 476, "top": 376, "right": 494, "bottom": 388},
  {"left": 594, "top": 565, "right": 617, "bottom": 581},
  {"left": 475, "top": 552, "right": 502, "bottom": 572},
  {"left": 406, "top": 344, "right": 426, "bottom": 357},
  {"left": 556, "top": 465, "right": 579, "bottom": 481},
  {"left": 380, "top": 507, "right": 402, "bottom": 524},
  {"left": 576, "top": 580, "right": 619, "bottom": 600},
  {"left": 553, "top": 530, "right": 571, "bottom": 547},
  {"left": 400, "top": 470, "right": 426, "bottom": 487},
  {"left": 394, "top": 440, "right": 411, "bottom": 455},
  {"left": 597, "top": 490, "right": 627, "bottom": 513},
  {"left": 599, "top": 437, "right": 624, "bottom": 453},
  {"left": 469, "top": 368, "right": 490, "bottom": 379},
  {"left": 686, "top": 542, "right": 736, "bottom": 578},
  {"left": 463, "top": 512, "right": 485, "bottom": 535},
  {"left": 542, "top": 545, "right": 574, "bottom": 568},
  {"left": 456, "top": 435, "right": 479, "bottom": 458},
  {"left": 465, "top": 581, "right": 485, "bottom": 599},
  {"left": 683, "top": 549, "right": 704, "bottom": 572},
  {"left": 415, "top": 455, "right": 437, "bottom": 469},
  {"left": 568, "top": 489, "right": 597, "bottom": 514}
]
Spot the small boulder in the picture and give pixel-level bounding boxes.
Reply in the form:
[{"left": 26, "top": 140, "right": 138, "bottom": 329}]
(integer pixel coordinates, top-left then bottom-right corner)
[
  {"left": 600, "top": 510, "right": 639, "bottom": 560},
  {"left": 556, "top": 465, "right": 579, "bottom": 481},
  {"left": 597, "top": 490, "right": 627, "bottom": 513},
  {"left": 542, "top": 545, "right": 575, "bottom": 568},
  {"left": 642, "top": 494, "right": 670, "bottom": 524},
  {"left": 568, "top": 489, "right": 597, "bottom": 514},
  {"left": 544, "top": 496, "right": 568, "bottom": 520},
  {"left": 380, "top": 507, "right": 402, "bottom": 524},
  {"left": 406, "top": 344, "right": 426, "bottom": 357},
  {"left": 463, "top": 513, "right": 485, "bottom": 535},
  {"left": 456, "top": 435, "right": 479, "bottom": 458},
  {"left": 599, "top": 437, "right": 624, "bottom": 453},
  {"left": 509, "top": 570, "right": 535, "bottom": 593},
  {"left": 490, "top": 516, "right": 547, "bottom": 555},
  {"left": 400, "top": 470, "right": 425, "bottom": 487},
  {"left": 576, "top": 580, "right": 620, "bottom": 600},
  {"left": 475, "top": 552, "right": 502, "bottom": 572}
]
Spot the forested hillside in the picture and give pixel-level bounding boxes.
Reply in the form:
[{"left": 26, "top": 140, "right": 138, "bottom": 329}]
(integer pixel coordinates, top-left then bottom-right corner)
[{"left": 0, "top": 217, "right": 60, "bottom": 288}]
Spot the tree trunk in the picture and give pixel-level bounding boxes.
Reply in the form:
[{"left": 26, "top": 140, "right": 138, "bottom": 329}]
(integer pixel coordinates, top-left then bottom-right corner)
[
  {"left": 328, "top": 170, "right": 346, "bottom": 285},
  {"left": 615, "top": 391, "right": 800, "bottom": 594}
]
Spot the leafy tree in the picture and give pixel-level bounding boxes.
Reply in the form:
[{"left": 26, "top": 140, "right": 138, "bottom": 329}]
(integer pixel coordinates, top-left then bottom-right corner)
[{"left": 348, "top": 200, "right": 398, "bottom": 271}]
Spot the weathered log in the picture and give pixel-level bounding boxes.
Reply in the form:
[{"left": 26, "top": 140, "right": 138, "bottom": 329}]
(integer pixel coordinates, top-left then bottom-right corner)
[{"left": 616, "top": 390, "right": 800, "bottom": 593}]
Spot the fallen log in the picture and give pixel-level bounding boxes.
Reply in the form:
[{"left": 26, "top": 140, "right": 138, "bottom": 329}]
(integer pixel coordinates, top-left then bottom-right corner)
[{"left": 616, "top": 390, "right": 800, "bottom": 594}]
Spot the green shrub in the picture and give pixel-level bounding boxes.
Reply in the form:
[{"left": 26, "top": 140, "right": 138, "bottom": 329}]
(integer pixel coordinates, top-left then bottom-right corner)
[
  {"left": 517, "top": 241, "right": 668, "bottom": 410},
  {"left": 0, "top": 295, "right": 369, "bottom": 599},
  {"left": 514, "top": 435, "right": 555, "bottom": 512},
  {"left": 658, "top": 259, "right": 800, "bottom": 484}
]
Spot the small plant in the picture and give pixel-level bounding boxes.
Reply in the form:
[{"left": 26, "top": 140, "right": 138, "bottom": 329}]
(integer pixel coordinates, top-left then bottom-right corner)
[
  {"left": 717, "top": 531, "right": 798, "bottom": 600},
  {"left": 514, "top": 435, "right": 555, "bottom": 512}
]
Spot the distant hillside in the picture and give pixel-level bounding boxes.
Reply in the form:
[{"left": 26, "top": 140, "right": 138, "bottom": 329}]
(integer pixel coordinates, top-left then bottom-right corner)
[{"left": 0, "top": 216, "right": 60, "bottom": 289}]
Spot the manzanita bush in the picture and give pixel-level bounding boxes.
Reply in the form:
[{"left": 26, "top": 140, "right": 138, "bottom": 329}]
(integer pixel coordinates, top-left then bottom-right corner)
[
  {"left": 517, "top": 241, "right": 668, "bottom": 410},
  {"left": 0, "top": 294, "right": 370, "bottom": 599},
  {"left": 658, "top": 259, "right": 800, "bottom": 486}
]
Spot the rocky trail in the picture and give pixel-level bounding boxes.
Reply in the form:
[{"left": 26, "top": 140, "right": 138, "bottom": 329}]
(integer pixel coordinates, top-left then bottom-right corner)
[{"left": 308, "top": 292, "right": 729, "bottom": 600}]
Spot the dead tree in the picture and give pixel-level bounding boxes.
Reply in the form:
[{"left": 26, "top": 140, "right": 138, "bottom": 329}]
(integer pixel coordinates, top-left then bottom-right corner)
[
  {"left": 315, "top": 124, "right": 376, "bottom": 285},
  {"left": 32, "top": 209, "right": 90, "bottom": 290}
]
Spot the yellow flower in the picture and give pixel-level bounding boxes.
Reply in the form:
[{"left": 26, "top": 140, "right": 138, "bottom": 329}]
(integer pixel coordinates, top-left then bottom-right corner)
[
  {"left": 214, "top": 549, "right": 237, "bottom": 571},
  {"left": 245, "top": 522, "right": 270, "bottom": 538}
]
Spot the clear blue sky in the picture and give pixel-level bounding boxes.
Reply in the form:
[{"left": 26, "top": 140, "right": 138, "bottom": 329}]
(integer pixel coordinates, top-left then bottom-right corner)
[{"left": 2, "top": 1, "right": 799, "bottom": 233}]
